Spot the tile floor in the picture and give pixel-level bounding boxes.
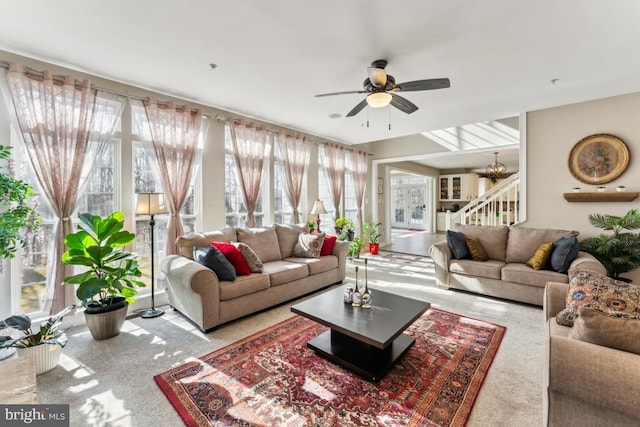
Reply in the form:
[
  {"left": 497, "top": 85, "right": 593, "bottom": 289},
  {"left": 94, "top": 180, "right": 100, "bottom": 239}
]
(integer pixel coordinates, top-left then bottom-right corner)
[{"left": 381, "top": 228, "right": 445, "bottom": 256}]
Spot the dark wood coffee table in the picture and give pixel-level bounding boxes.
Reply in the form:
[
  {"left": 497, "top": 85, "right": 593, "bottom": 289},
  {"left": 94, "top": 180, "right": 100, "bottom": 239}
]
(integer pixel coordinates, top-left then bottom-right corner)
[{"left": 291, "top": 286, "right": 430, "bottom": 381}]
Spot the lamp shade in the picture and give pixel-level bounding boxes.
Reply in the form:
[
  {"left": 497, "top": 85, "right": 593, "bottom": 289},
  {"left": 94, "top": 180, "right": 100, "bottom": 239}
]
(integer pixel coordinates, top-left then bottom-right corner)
[
  {"left": 310, "top": 200, "right": 327, "bottom": 215},
  {"left": 136, "top": 193, "right": 168, "bottom": 216},
  {"left": 366, "top": 92, "right": 392, "bottom": 108}
]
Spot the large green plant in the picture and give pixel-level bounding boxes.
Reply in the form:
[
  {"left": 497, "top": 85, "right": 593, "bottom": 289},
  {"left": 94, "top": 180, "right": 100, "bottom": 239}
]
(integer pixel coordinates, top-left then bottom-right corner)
[
  {"left": 62, "top": 212, "right": 145, "bottom": 307},
  {"left": 580, "top": 209, "right": 640, "bottom": 279},
  {"left": 0, "top": 304, "right": 74, "bottom": 349},
  {"left": 0, "top": 145, "right": 40, "bottom": 267}
]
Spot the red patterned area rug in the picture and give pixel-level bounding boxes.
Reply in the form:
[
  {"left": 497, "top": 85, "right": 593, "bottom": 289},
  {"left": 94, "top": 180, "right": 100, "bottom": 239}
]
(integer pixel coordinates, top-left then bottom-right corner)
[{"left": 155, "top": 308, "right": 505, "bottom": 427}]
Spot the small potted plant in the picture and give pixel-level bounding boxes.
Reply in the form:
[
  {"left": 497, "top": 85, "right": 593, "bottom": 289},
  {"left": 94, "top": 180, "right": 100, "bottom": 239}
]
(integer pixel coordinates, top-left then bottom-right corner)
[
  {"left": 0, "top": 304, "right": 74, "bottom": 374},
  {"left": 348, "top": 236, "right": 365, "bottom": 260},
  {"left": 363, "top": 221, "right": 382, "bottom": 255},
  {"left": 335, "top": 217, "right": 349, "bottom": 235},
  {"left": 580, "top": 209, "right": 640, "bottom": 280},
  {"left": 62, "top": 211, "right": 145, "bottom": 340}
]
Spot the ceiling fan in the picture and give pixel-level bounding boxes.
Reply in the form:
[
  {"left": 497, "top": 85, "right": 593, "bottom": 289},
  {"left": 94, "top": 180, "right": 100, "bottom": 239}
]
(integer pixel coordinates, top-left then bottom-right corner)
[{"left": 315, "top": 59, "right": 450, "bottom": 117}]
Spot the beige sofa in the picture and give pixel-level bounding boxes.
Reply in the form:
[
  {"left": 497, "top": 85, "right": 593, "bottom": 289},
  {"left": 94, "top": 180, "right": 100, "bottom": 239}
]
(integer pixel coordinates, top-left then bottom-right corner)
[
  {"left": 429, "top": 224, "right": 605, "bottom": 306},
  {"left": 543, "top": 281, "right": 640, "bottom": 426},
  {"left": 161, "top": 224, "right": 347, "bottom": 331}
]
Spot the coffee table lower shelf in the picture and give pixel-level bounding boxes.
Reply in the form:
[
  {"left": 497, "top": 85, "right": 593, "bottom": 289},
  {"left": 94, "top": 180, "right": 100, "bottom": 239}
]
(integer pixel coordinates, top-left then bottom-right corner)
[{"left": 307, "top": 329, "right": 415, "bottom": 382}]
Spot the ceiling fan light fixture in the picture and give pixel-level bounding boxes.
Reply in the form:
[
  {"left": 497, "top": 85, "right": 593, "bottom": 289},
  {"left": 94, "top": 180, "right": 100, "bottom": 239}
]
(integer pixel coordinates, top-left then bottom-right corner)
[{"left": 366, "top": 92, "right": 392, "bottom": 108}]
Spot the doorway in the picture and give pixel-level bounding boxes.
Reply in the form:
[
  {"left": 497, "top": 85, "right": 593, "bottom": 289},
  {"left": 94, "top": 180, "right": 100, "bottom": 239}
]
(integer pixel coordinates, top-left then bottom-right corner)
[{"left": 389, "top": 171, "right": 434, "bottom": 232}]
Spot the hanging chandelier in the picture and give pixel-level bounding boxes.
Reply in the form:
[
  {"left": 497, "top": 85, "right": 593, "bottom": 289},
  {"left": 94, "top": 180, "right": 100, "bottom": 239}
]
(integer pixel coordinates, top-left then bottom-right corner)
[{"left": 485, "top": 152, "right": 508, "bottom": 183}]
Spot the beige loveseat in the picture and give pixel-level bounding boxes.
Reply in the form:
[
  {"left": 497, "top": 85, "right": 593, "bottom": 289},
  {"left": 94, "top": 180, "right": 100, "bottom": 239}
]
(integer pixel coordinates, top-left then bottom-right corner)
[
  {"left": 429, "top": 224, "right": 605, "bottom": 306},
  {"left": 161, "top": 224, "right": 347, "bottom": 331},
  {"left": 543, "top": 281, "right": 640, "bottom": 426}
]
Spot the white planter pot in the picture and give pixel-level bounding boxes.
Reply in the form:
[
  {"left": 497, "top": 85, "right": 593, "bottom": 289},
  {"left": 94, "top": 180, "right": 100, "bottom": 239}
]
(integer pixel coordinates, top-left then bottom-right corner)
[{"left": 17, "top": 344, "right": 62, "bottom": 375}]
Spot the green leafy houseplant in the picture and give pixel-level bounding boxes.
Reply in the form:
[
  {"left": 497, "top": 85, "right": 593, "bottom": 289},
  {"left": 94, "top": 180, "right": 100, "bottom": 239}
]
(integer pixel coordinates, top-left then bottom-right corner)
[
  {"left": 0, "top": 145, "right": 40, "bottom": 268},
  {"left": 0, "top": 304, "right": 74, "bottom": 349},
  {"left": 62, "top": 211, "right": 145, "bottom": 308},
  {"left": 580, "top": 209, "right": 640, "bottom": 279},
  {"left": 363, "top": 221, "right": 382, "bottom": 244},
  {"left": 348, "top": 236, "right": 365, "bottom": 258}
]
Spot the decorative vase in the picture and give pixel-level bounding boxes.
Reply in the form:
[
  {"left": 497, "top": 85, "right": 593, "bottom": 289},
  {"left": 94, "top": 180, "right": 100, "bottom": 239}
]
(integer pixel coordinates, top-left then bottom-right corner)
[
  {"left": 84, "top": 298, "right": 129, "bottom": 340},
  {"left": 17, "top": 344, "right": 62, "bottom": 375},
  {"left": 352, "top": 266, "right": 362, "bottom": 307},
  {"left": 361, "top": 258, "right": 372, "bottom": 308}
]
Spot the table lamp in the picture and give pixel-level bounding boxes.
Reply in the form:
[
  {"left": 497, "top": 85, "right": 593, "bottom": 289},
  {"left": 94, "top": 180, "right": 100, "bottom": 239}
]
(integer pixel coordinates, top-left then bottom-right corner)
[{"left": 310, "top": 199, "right": 327, "bottom": 233}]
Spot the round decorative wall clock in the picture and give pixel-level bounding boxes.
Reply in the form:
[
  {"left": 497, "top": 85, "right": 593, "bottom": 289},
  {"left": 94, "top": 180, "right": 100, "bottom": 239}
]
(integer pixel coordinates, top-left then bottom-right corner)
[{"left": 568, "top": 133, "right": 630, "bottom": 185}]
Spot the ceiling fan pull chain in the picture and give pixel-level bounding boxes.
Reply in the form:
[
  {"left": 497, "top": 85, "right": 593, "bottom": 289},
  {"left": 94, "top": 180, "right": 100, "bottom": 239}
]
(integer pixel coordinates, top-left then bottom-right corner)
[
  {"left": 367, "top": 104, "right": 370, "bottom": 128},
  {"left": 388, "top": 105, "right": 391, "bottom": 130}
]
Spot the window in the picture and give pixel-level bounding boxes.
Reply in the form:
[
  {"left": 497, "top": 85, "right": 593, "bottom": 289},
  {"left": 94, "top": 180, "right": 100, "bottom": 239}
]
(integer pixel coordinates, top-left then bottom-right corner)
[
  {"left": 344, "top": 155, "right": 358, "bottom": 226},
  {"left": 318, "top": 146, "right": 337, "bottom": 232}
]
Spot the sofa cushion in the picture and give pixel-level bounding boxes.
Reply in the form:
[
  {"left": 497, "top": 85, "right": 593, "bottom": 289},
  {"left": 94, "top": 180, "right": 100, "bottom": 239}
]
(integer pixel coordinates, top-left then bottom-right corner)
[
  {"left": 210, "top": 242, "right": 251, "bottom": 276},
  {"left": 193, "top": 246, "right": 236, "bottom": 281},
  {"left": 232, "top": 242, "right": 263, "bottom": 273},
  {"left": 449, "top": 259, "right": 504, "bottom": 280},
  {"left": 262, "top": 260, "right": 309, "bottom": 286},
  {"left": 526, "top": 242, "right": 554, "bottom": 270},
  {"left": 293, "top": 233, "right": 325, "bottom": 258},
  {"left": 505, "top": 226, "right": 578, "bottom": 264},
  {"left": 237, "top": 226, "right": 282, "bottom": 263},
  {"left": 556, "top": 268, "right": 640, "bottom": 326},
  {"left": 274, "top": 223, "right": 307, "bottom": 259},
  {"left": 550, "top": 236, "right": 580, "bottom": 274},
  {"left": 502, "top": 263, "right": 569, "bottom": 288},
  {"left": 568, "top": 307, "right": 640, "bottom": 355},
  {"left": 219, "top": 274, "right": 270, "bottom": 301},
  {"left": 466, "top": 237, "right": 489, "bottom": 261},
  {"left": 177, "top": 227, "right": 236, "bottom": 259},
  {"left": 320, "top": 234, "right": 338, "bottom": 256},
  {"left": 454, "top": 224, "right": 508, "bottom": 261},
  {"left": 446, "top": 230, "right": 471, "bottom": 260},
  {"left": 286, "top": 255, "right": 339, "bottom": 275}
]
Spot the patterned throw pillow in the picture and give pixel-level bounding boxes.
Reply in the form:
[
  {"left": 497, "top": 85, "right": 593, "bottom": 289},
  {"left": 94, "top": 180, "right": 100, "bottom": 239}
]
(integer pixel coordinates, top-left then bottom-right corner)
[
  {"left": 466, "top": 237, "right": 489, "bottom": 261},
  {"left": 526, "top": 242, "right": 553, "bottom": 270},
  {"left": 193, "top": 246, "right": 236, "bottom": 281},
  {"left": 293, "top": 233, "right": 326, "bottom": 258},
  {"left": 232, "top": 242, "right": 263, "bottom": 273},
  {"left": 556, "top": 268, "right": 640, "bottom": 327}
]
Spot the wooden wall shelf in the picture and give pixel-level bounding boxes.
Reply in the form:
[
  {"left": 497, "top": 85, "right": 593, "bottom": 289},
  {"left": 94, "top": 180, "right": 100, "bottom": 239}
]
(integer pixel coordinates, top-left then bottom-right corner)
[{"left": 563, "top": 192, "right": 639, "bottom": 202}]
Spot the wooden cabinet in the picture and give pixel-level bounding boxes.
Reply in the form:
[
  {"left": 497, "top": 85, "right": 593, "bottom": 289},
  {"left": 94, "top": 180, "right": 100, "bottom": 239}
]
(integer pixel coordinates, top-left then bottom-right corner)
[{"left": 439, "top": 174, "right": 479, "bottom": 201}]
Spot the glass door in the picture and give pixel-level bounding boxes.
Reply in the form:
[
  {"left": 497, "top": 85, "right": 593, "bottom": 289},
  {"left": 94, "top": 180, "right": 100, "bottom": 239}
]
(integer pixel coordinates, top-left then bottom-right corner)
[{"left": 391, "top": 186, "right": 427, "bottom": 230}]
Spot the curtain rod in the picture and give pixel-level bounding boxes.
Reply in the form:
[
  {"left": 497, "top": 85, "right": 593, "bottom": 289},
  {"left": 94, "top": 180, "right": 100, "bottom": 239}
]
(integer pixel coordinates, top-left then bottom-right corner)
[
  {"left": 0, "top": 60, "right": 210, "bottom": 117},
  {"left": 1, "top": 60, "right": 370, "bottom": 155}
]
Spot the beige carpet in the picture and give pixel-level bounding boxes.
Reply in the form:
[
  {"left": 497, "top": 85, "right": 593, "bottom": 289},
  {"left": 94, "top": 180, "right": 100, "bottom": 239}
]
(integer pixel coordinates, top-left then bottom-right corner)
[{"left": 35, "top": 252, "right": 543, "bottom": 426}]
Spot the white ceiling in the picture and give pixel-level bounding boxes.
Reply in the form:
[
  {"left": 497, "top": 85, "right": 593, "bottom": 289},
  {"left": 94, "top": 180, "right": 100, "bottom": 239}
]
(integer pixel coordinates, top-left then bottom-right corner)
[{"left": 1, "top": 1, "right": 640, "bottom": 150}]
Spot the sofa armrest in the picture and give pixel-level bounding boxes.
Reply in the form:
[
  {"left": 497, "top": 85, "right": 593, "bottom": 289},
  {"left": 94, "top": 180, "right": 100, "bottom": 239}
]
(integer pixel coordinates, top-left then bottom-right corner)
[
  {"left": 546, "top": 330, "right": 640, "bottom": 420},
  {"left": 332, "top": 240, "right": 348, "bottom": 282},
  {"left": 161, "top": 255, "right": 221, "bottom": 331},
  {"left": 429, "top": 241, "right": 451, "bottom": 287},
  {"left": 544, "top": 282, "right": 569, "bottom": 320},
  {"left": 569, "top": 251, "right": 606, "bottom": 275}
]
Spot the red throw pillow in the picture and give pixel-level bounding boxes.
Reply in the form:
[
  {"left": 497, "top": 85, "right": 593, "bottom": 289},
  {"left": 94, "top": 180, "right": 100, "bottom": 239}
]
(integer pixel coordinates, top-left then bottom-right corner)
[
  {"left": 210, "top": 242, "right": 251, "bottom": 276},
  {"left": 320, "top": 234, "right": 337, "bottom": 256}
]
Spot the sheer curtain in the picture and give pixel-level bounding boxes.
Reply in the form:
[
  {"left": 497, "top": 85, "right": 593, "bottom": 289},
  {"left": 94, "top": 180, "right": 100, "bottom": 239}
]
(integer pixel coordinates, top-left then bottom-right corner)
[
  {"left": 229, "top": 120, "right": 269, "bottom": 228},
  {"left": 5, "top": 63, "right": 126, "bottom": 313},
  {"left": 350, "top": 150, "right": 369, "bottom": 235},
  {"left": 323, "top": 144, "right": 346, "bottom": 220},
  {"left": 132, "top": 98, "right": 203, "bottom": 256},
  {"left": 277, "top": 133, "right": 309, "bottom": 223}
]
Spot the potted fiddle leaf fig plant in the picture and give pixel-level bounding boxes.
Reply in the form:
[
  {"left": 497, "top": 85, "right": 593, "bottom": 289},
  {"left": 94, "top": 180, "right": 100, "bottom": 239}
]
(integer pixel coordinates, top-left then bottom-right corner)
[
  {"left": 580, "top": 209, "right": 640, "bottom": 280},
  {"left": 0, "top": 145, "right": 40, "bottom": 271},
  {"left": 0, "top": 304, "right": 75, "bottom": 375},
  {"left": 62, "top": 211, "right": 145, "bottom": 340}
]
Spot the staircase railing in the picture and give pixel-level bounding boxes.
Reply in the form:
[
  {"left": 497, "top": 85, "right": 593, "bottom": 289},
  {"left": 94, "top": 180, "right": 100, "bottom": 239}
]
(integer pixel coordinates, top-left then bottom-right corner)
[{"left": 444, "top": 173, "right": 520, "bottom": 229}]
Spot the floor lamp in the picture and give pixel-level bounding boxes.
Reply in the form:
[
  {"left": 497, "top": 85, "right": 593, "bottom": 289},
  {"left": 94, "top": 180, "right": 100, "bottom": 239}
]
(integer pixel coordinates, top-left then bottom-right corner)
[
  {"left": 310, "top": 199, "right": 327, "bottom": 233},
  {"left": 136, "top": 192, "right": 168, "bottom": 318}
]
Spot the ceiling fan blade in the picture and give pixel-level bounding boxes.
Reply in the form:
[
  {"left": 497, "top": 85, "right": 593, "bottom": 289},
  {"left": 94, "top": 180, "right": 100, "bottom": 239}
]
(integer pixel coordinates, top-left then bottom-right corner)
[
  {"left": 315, "top": 90, "right": 366, "bottom": 98},
  {"left": 346, "top": 99, "right": 368, "bottom": 117},
  {"left": 392, "top": 78, "right": 450, "bottom": 92},
  {"left": 367, "top": 67, "right": 387, "bottom": 87},
  {"left": 391, "top": 94, "right": 419, "bottom": 114}
]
